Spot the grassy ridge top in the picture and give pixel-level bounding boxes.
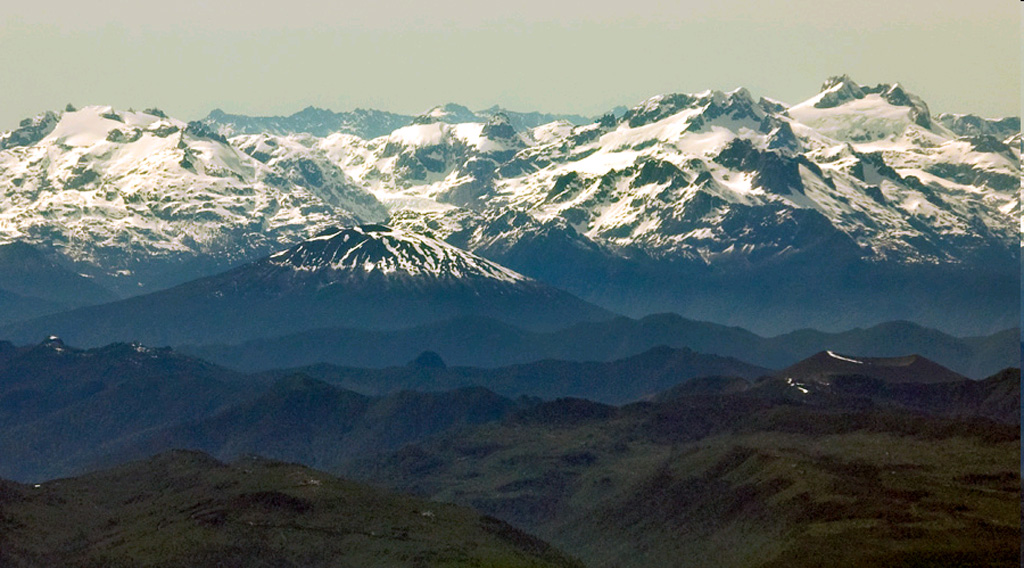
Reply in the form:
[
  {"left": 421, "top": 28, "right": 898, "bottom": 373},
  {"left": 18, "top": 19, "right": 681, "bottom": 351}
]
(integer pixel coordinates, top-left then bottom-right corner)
[
  {"left": 0, "top": 450, "right": 582, "bottom": 568},
  {"left": 355, "top": 392, "right": 1021, "bottom": 568}
]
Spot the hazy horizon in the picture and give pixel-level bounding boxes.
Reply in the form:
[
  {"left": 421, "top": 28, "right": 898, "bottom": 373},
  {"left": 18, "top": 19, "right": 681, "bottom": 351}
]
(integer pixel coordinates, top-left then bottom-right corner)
[{"left": 1, "top": 0, "right": 1019, "bottom": 130}]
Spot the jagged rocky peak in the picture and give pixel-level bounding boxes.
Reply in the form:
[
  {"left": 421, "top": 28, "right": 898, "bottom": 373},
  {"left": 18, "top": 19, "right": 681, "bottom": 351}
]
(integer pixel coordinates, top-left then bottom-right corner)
[
  {"left": 758, "top": 97, "right": 789, "bottom": 115},
  {"left": 937, "top": 113, "right": 1021, "bottom": 139},
  {"left": 809, "top": 76, "right": 935, "bottom": 127},
  {"left": 862, "top": 82, "right": 933, "bottom": 128},
  {"left": 815, "top": 75, "right": 866, "bottom": 108},
  {"left": 234, "top": 133, "right": 280, "bottom": 163},
  {"left": 619, "top": 87, "right": 766, "bottom": 130},
  {"left": 878, "top": 83, "right": 913, "bottom": 106},
  {"left": 200, "top": 105, "right": 415, "bottom": 139},
  {"left": 1, "top": 110, "right": 61, "bottom": 149},
  {"left": 622, "top": 93, "right": 697, "bottom": 127},
  {"left": 293, "top": 105, "right": 336, "bottom": 120},
  {"left": 789, "top": 76, "right": 956, "bottom": 141},
  {"left": 480, "top": 112, "right": 518, "bottom": 140},
  {"left": 766, "top": 121, "right": 800, "bottom": 152},
  {"left": 701, "top": 87, "right": 766, "bottom": 123},
  {"left": 473, "top": 105, "right": 594, "bottom": 131},
  {"left": 183, "top": 120, "right": 228, "bottom": 143},
  {"left": 714, "top": 87, "right": 758, "bottom": 109},
  {"left": 267, "top": 224, "right": 527, "bottom": 282},
  {"left": 820, "top": 74, "right": 859, "bottom": 89},
  {"left": 412, "top": 103, "right": 480, "bottom": 125}
]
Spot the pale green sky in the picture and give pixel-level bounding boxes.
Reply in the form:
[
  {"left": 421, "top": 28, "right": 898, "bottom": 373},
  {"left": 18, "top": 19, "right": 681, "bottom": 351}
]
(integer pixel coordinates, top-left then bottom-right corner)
[{"left": 0, "top": 0, "right": 1018, "bottom": 130}]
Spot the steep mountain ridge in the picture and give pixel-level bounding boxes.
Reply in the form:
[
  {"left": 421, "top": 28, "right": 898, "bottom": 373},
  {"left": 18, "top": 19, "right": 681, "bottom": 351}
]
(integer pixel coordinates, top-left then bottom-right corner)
[{"left": 936, "top": 113, "right": 1021, "bottom": 140}]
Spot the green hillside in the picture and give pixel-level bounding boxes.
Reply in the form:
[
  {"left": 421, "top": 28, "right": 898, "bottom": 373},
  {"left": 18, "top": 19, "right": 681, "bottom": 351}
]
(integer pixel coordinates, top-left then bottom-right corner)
[
  {"left": 0, "top": 450, "right": 583, "bottom": 568},
  {"left": 355, "top": 389, "right": 1021, "bottom": 567}
]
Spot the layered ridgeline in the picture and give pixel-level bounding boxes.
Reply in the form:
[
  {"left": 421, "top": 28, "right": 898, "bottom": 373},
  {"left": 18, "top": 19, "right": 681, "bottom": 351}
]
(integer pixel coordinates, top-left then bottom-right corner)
[
  {"left": 0, "top": 225, "right": 610, "bottom": 347},
  {"left": 0, "top": 334, "right": 1015, "bottom": 567},
  {"left": 0, "top": 336, "right": 760, "bottom": 481},
  {"left": 0, "top": 332, "right": 1015, "bottom": 483},
  {"left": 1, "top": 77, "right": 1018, "bottom": 332},
  {"left": 185, "top": 315, "right": 1017, "bottom": 380},
  {"left": 0, "top": 106, "right": 387, "bottom": 294},
  {"left": 202, "top": 103, "right": 592, "bottom": 139},
  {"left": 0, "top": 334, "right": 524, "bottom": 481}
]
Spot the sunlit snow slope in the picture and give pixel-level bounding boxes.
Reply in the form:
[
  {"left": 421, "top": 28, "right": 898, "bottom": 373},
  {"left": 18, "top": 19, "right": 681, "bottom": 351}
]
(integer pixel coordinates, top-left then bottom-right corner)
[{"left": 0, "top": 106, "right": 386, "bottom": 292}]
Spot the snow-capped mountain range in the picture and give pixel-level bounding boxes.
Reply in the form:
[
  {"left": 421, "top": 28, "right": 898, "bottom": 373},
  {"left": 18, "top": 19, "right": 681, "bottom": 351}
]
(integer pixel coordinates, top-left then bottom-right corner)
[
  {"left": 0, "top": 106, "right": 386, "bottom": 292},
  {"left": 201, "top": 104, "right": 592, "bottom": 140},
  {"left": 316, "top": 76, "right": 1018, "bottom": 268},
  {"left": 0, "top": 76, "right": 1018, "bottom": 332}
]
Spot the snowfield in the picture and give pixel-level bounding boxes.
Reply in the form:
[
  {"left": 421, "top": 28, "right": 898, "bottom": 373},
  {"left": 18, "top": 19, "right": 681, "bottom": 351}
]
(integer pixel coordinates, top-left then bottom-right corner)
[{"left": 0, "top": 76, "right": 1018, "bottom": 294}]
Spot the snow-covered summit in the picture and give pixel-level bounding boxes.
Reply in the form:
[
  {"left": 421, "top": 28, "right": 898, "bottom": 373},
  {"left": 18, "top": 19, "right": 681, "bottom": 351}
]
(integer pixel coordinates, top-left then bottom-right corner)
[
  {"left": 412, "top": 103, "right": 481, "bottom": 125},
  {"left": 811, "top": 75, "right": 866, "bottom": 109},
  {"left": 790, "top": 76, "right": 943, "bottom": 141},
  {"left": 322, "top": 76, "right": 1016, "bottom": 268},
  {"left": 268, "top": 224, "right": 526, "bottom": 282},
  {"left": 0, "top": 105, "right": 386, "bottom": 292}
]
